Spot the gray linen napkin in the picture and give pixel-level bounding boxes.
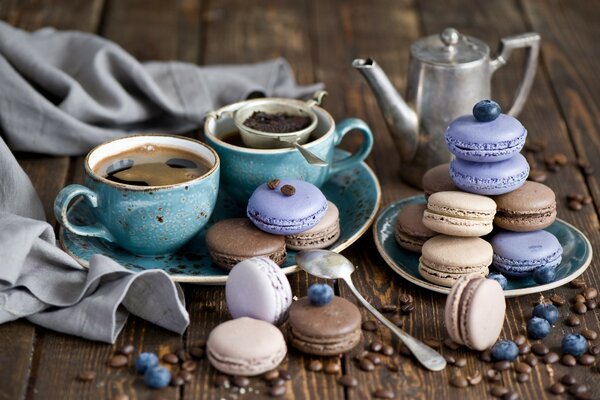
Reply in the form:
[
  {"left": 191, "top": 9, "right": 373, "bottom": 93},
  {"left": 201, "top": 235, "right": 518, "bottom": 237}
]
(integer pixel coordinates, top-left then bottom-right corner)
[{"left": 0, "top": 22, "right": 322, "bottom": 342}]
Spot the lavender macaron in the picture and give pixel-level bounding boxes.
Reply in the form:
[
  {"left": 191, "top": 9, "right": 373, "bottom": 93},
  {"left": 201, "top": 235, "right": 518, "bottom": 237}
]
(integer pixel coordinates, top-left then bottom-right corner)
[
  {"left": 247, "top": 179, "right": 328, "bottom": 235},
  {"left": 226, "top": 257, "right": 292, "bottom": 325},
  {"left": 491, "top": 230, "right": 563, "bottom": 278}
]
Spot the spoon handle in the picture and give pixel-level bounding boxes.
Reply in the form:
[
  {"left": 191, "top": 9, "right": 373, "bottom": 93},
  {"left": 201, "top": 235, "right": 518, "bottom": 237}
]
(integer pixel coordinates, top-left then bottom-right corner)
[{"left": 342, "top": 277, "right": 447, "bottom": 371}]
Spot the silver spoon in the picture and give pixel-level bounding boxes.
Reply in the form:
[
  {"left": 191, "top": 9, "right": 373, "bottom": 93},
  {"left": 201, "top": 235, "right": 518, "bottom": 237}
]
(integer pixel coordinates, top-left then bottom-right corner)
[
  {"left": 279, "top": 138, "right": 328, "bottom": 167},
  {"left": 296, "top": 250, "right": 447, "bottom": 372}
]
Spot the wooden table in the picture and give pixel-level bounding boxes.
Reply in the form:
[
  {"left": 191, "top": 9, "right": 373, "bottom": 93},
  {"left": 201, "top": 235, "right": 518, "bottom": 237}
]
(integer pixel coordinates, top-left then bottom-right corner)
[{"left": 2, "top": 0, "right": 600, "bottom": 399}]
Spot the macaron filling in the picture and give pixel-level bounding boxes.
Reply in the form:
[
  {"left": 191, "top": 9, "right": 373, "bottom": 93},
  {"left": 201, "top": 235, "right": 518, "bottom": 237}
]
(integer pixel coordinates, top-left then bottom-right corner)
[
  {"left": 248, "top": 201, "right": 328, "bottom": 233},
  {"left": 493, "top": 247, "right": 563, "bottom": 277},
  {"left": 446, "top": 131, "right": 526, "bottom": 157},
  {"left": 450, "top": 164, "right": 529, "bottom": 191}
]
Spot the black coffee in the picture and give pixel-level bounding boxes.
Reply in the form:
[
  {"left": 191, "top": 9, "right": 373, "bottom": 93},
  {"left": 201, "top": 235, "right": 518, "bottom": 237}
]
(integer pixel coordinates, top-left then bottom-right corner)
[
  {"left": 95, "top": 145, "right": 212, "bottom": 186},
  {"left": 243, "top": 111, "right": 312, "bottom": 133}
]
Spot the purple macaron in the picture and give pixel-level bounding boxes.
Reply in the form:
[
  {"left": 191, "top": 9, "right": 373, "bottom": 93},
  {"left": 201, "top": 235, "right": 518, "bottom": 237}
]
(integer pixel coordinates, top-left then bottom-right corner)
[
  {"left": 445, "top": 114, "right": 527, "bottom": 162},
  {"left": 450, "top": 153, "right": 530, "bottom": 195},
  {"left": 491, "top": 230, "right": 563, "bottom": 278},
  {"left": 247, "top": 179, "right": 328, "bottom": 235}
]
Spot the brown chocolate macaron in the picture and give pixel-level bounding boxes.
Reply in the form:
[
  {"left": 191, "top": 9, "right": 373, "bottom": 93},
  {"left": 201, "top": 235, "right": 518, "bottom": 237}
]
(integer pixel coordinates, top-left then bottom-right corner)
[
  {"left": 206, "top": 218, "right": 286, "bottom": 270},
  {"left": 422, "top": 163, "right": 457, "bottom": 198},
  {"left": 288, "top": 296, "right": 362, "bottom": 356},
  {"left": 493, "top": 181, "right": 557, "bottom": 231},
  {"left": 395, "top": 203, "right": 437, "bottom": 252}
]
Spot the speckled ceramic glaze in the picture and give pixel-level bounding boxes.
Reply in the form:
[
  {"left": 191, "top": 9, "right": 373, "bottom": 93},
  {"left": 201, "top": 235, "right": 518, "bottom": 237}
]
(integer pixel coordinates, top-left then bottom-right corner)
[
  {"left": 204, "top": 101, "right": 373, "bottom": 203},
  {"left": 54, "top": 135, "right": 220, "bottom": 255},
  {"left": 59, "top": 150, "right": 382, "bottom": 284},
  {"left": 374, "top": 195, "right": 592, "bottom": 298}
]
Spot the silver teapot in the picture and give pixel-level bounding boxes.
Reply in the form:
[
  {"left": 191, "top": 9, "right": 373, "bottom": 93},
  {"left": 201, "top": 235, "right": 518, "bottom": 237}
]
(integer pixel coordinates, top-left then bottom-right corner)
[{"left": 354, "top": 28, "right": 540, "bottom": 188}]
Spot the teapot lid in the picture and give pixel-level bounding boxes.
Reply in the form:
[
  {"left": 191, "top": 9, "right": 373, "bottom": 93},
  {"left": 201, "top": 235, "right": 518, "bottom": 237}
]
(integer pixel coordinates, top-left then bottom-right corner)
[{"left": 411, "top": 28, "right": 489, "bottom": 65}]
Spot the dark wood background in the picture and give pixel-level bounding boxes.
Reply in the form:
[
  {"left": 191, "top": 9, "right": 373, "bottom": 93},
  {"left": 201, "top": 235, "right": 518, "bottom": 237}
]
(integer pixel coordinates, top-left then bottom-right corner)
[{"left": 1, "top": 0, "right": 599, "bottom": 399}]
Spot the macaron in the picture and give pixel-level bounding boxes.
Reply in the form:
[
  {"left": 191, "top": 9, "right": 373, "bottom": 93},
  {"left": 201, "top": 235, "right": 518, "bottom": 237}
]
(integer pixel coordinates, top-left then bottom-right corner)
[
  {"left": 395, "top": 203, "right": 437, "bottom": 252},
  {"left": 445, "top": 274, "right": 506, "bottom": 351},
  {"left": 206, "top": 218, "right": 286, "bottom": 270},
  {"left": 419, "top": 236, "right": 493, "bottom": 287},
  {"left": 450, "top": 153, "right": 530, "bottom": 195},
  {"left": 287, "top": 296, "right": 362, "bottom": 356},
  {"left": 423, "top": 191, "right": 496, "bottom": 237},
  {"left": 285, "top": 201, "right": 340, "bottom": 250},
  {"left": 226, "top": 257, "right": 292, "bottom": 325},
  {"left": 207, "top": 317, "right": 287, "bottom": 376},
  {"left": 491, "top": 230, "right": 563, "bottom": 277},
  {"left": 247, "top": 179, "right": 328, "bottom": 235},
  {"left": 493, "top": 181, "right": 557, "bottom": 231},
  {"left": 422, "top": 163, "right": 458, "bottom": 198}
]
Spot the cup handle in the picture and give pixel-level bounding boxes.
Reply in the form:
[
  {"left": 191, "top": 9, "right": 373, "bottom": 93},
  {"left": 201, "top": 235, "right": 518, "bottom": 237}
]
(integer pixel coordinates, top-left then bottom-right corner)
[
  {"left": 329, "top": 118, "right": 374, "bottom": 176},
  {"left": 53, "top": 184, "right": 116, "bottom": 242}
]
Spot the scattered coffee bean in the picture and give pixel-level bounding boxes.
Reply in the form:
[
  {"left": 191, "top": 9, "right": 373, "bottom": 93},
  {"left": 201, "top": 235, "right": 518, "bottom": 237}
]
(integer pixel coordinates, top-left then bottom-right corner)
[
  {"left": 117, "top": 344, "right": 135, "bottom": 355},
  {"left": 582, "top": 196, "right": 593, "bottom": 205},
  {"left": 450, "top": 375, "right": 468, "bottom": 388},
  {"left": 338, "top": 374, "right": 358, "bottom": 387},
  {"left": 582, "top": 329, "right": 598, "bottom": 340},
  {"left": 454, "top": 357, "right": 467, "bottom": 368},
  {"left": 480, "top": 350, "right": 492, "bottom": 362},
  {"left": 444, "top": 338, "right": 461, "bottom": 350},
  {"left": 324, "top": 362, "right": 340, "bottom": 374},
  {"left": 550, "top": 294, "right": 566, "bottom": 306},
  {"left": 528, "top": 169, "right": 547, "bottom": 183},
  {"left": 543, "top": 352, "right": 559, "bottom": 364},
  {"left": 280, "top": 184, "right": 295, "bottom": 196},
  {"left": 517, "top": 373, "right": 529, "bottom": 383},
  {"left": 490, "top": 385, "right": 509, "bottom": 397},
  {"left": 269, "top": 378, "right": 285, "bottom": 387},
  {"left": 569, "top": 384, "right": 588, "bottom": 396},
  {"left": 577, "top": 158, "right": 590, "bottom": 169},
  {"left": 366, "top": 353, "right": 382, "bottom": 365},
  {"left": 181, "top": 360, "right": 197, "bottom": 372},
  {"left": 370, "top": 340, "right": 383, "bottom": 352},
  {"left": 583, "top": 287, "right": 598, "bottom": 300},
  {"left": 381, "top": 304, "right": 398, "bottom": 313},
  {"left": 585, "top": 299, "right": 597, "bottom": 310},
  {"left": 554, "top": 153, "right": 568, "bottom": 165},
  {"left": 424, "top": 338, "right": 442, "bottom": 349},
  {"left": 233, "top": 376, "right": 250, "bottom": 388},
  {"left": 264, "top": 369, "right": 279, "bottom": 381},
  {"left": 162, "top": 353, "right": 179, "bottom": 364},
  {"left": 574, "top": 294, "right": 586, "bottom": 303},
  {"left": 514, "top": 361, "right": 531, "bottom": 374},
  {"left": 389, "top": 314, "right": 403, "bottom": 327},
  {"left": 444, "top": 355, "right": 456, "bottom": 365},
  {"left": 362, "top": 320, "right": 378, "bottom": 332},
  {"left": 523, "top": 354, "right": 538, "bottom": 367},
  {"left": 561, "top": 374, "right": 577, "bottom": 385},
  {"left": 550, "top": 382, "right": 566, "bottom": 394},
  {"left": 400, "top": 303, "right": 415, "bottom": 314},
  {"left": 77, "top": 370, "right": 96, "bottom": 382},
  {"left": 359, "top": 358, "right": 375, "bottom": 372},
  {"left": 568, "top": 200, "right": 583, "bottom": 211},
  {"left": 579, "top": 354, "right": 595, "bottom": 365},
  {"left": 382, "top": 345, "right": 394, "bottom": 356},
  {"left": 267, "top": 179, "right": 280, "bottom": 190},
  {"left": 502, "top": 391, "right": 519, "bottom": 400},
  {"left": 566, "top": 315, "right": 581, "bottom": 327},
  {"left": 399, "top": 345, "right": 412, "bottom": 357},
  {"left": 561, "top": 354, "right": 577, "bottom": 366},
  {"left": 589, "top": 345, "right": 600, "bottom": 355},
  {"left": 494, "top": 360, "right": 511, "bottom": 371},
  {"left": 373, "top": 388, "right": 395, "bottom": 399},
  {"left": 399, "top": 294, "right": 413, "bottom": 305},
  {"left": 189, "top": 346, "right": 204, "bottom": 359},
  {"left": 573, "top": 302, "right": 588, "bottom": 314},
  {"left": 387, "top": 361, "right": 399, "bottom": 372},
  {"left": 269, "top": 385, "right": 286, "bottom": 397},
  {"left": 467, "top": 371, "right": 482, "bottom": 385},
  {"left": 518, "top": 343, "right": 531, "bottom": 355},
  {"left": 532, "top": 342, "right": 549, "bottom": 356},
  {"left": 178, "top": 370, "right": 192, "bottom": 383},
  {"left": 171, "top": 375, "right": 185, "bottom": 386},
  {"left": 214, "top": 375, "right": 230, "bottom": 388},
  {"left": 567, "top": 193, "right": 585, "bottom": 202},
  {"left": 176, "top": 349, "right": 191, "bottom": 363},
  {"left": 486, "top": 369, "right": 502, "bottom": 382},
  {"left": 308, "top": 360, "right": 322, "bottom": 372},
  {"left": 514, "top": 335, "right": 527, "bottom": 346},
  {"left": 109, "top": 354, "right": 128, "bottom": 368},
  {"left": 571, "top": 278, "right": 586, "bottom": 288},
  {"left": 278, "top": 369, "right": 291, "bottom": 380}
]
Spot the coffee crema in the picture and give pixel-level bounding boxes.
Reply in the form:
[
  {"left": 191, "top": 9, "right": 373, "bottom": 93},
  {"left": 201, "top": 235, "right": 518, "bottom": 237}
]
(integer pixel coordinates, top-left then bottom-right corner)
[{"left": 94, "top": 144, "right": 212, "bottom": 187}]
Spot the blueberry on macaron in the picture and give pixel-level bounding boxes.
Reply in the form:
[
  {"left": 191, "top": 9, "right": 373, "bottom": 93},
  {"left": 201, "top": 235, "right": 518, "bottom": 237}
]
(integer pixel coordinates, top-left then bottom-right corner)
[
  {"left": 527, "top": 316, "right": 551, "bottom": 340},
  {"left": 532, "top": 303, "right": 559, "bottom": 325},
  {"left": 533, "top": 264, "right": 557, "bottom": 284},
  {"left": 143, "top": 366, "right": 172, "bottom": 389},
  {"left": 487, "top": 272, "right": 508, "bottom": 290},
  {"left": 490, "top": 340, "right": 519, "bottom": 361},
  {"left": 562, "top": 333, "right": 588, "bottom": 357},
  {"left": 308, "top": 283, "right": 334, "bottom": 306},
  {"left": 473, "top": 100, "right": 501, "bottom": 122},
  {"left": 135, "top": 352, "right": 159, "bottom": 374}
]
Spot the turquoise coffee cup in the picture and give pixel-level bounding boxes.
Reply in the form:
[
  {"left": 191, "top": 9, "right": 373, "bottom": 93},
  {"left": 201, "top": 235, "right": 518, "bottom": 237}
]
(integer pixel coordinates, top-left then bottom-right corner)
[
  {"left": 204, "top": 100, "right": 373, "bottom": 203},
  {"left": 54, "top": 134, "right": 220, "bottom": 255}
]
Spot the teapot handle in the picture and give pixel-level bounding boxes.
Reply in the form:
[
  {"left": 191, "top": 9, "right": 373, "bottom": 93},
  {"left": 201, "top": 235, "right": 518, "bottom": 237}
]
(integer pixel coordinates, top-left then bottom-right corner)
[{"left": 490, "top": 32, "right": 541, "bottom": 117}]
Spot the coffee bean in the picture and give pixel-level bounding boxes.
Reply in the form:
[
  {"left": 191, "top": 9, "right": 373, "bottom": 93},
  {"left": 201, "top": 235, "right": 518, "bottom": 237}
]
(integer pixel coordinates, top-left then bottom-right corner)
[
  {"left": 109, "top": 354, "right": 128, "bottom": 368},
  {"left": 583, "top": 287, "right": 598, "bottom": 300},
  {"left": 267, "top": 179, "right": 280, "bottom": 190},
  {"left": 171, "top": 375, "right": 185, "bottom": 386},
  {"left": 569, "top": 384, "right": 588, "bottom": 396},
  {"left": 480, "top": 350, "right": 492, "bottom": 362},
  {"left": 399, "top": 294, "right": 413, "bottom": 305},
  {"left": 280, "top": 184, "right": 295, "bottom": 196},
  {"left": 233, "top": 376, "right": 250, "bottom": 387},
  {"left": 573, "top": 302, "right": 588, "bottom": 314},
  {"left": 366, "top": 353, "right": 382, "bottom": 365},
  {"left": 338, "top": 374, "right": 358, "bottom": 387},
  {"left": 444, "top": 355, "right": 456, "bottom": 365},
  {"left": 550, "top": 294, "right": 566, "bottom": 306},
  {"left": 450, "top": 375, "right": 468, "bottom": 388},
  {"left": 577, "top": 158, "right": 590, "bottom": 168},
  {"left": 382, "top": 345, "right": 394, "bottom": 356},
  {"left": 514, "top": 361, "right": 531, "bottom": 374},
  {"left": 178, "top": 370, "right": 192, "bottom": 383},
  {"left": 324, "top": 362, "right": 340, "bottom": 374},
  {"left": 582, "top": 196, "right": 593, "bottom": 205},
  {"left": 77, "top": 370, "right": 96, "bottom": 382},
  {"left": 566, "top": 314, "right": 581, "bottom": 326},
  {"left": 400, "top": 303, "right": 415, "bottom": 314},
  {"left": 589, "top": 345, "right": 600, "bottom": 355},
  {"left": 278, "top": 369, "right": 291, "bottom": 380},
  {"left": 518, "top": 343, "right": 531, "bottom": 355},
  {"left": 214, "top": 375, "right": 230, "bottom": 388},
  {"left": 514, "top": 335, "right": 527, "bottom": 346},
  {"left": 424, "top": 338, "right": 442, "bottom": 349},
  {"left": 189, "top": 346, "right": 204, "bottom": 359},
  {"left": 486, "top": 369, "right": 502, "bottom": 382},
  {"left": 490, "top": 385, "right": 509, "bottom": 397},
  {"left": 543, "top": 352, "right": 559, "bottom": 364},
  {"left": 567, "top": 193, "right": 585, "bottom": 202},
  {"left": 176, "top": 349, "right": 191, "bottom": 363},
  {"left": 550, "top": 382, "right": 565, "bottom": 394},
  {"left": 528, "top": 169, "right": 547, "bottom": 183},
  {"left": 517, "top": 373, "right": 529, "bottom": 383},
  {"left": 269, "top": 378, "right": 285, "bottom": 387},
  {"left": 561, "top": 354, "right": 577, "bottom": 366},
  {"left": 308, "top": 359, "right": 322, "bottom": 372},
  {"left": 523, "top": 354, "right": 538, "bottom": 367},
  {"left": 362, "top": 320, "right": 378, "bottom": 331},
  {"left": 264, "top": 369, "right": 279, "bottom": 381},
  {"left": 359, "top": 358, "right": 375, "bottom": 372},
  {"left": 467, "top": 371, "right": 482, "bottom": 385},
  {"left": 370, "top": 340, "right": 383, "bottom": 352},
  {"left": 571, "top": 278, "right": 587, "bottom": 288},
  {"left": 162, "top": 353, "right": 179, "bottom": 364},
  {"left": 373, "top": 388, "right": 395, "bottom": 399},
  {"left": 561, "top": 374, "right": 577, "bottom": 385},
  {"left": 269, "top": 385, "right": 286, "bottom": 397},
  {"left": 555, "top": 153, "right": 568, "bottom": 165},
  {"left": 502, "top": 391, "right": 519, "bottom": 400},
  {"left": 582, "top": 329, "right": 598, "bottom": 340},
  {"left": 546, "top": 163, "right": 560, "bottom": 172},
  {"left": 389, "top": 314, "right": 403, "bottom": 327},
  {"left": 494, "top": 360, "right": 511, "bottom": 371},
  {"left": 117, "top": 344, "right": 135, "bottom": 355},
  {"left": 454, "top": 357, "right": 467, "bottom": 367},
  {"left": 579, "top": 354, "right": 595, "bottom": 365},
  {"left": 574, "top": 294, "right": 587, "bottom": 303},
  {"left": 444, "top": 338, "right": 461, "bottom": 350},
  {"left": 569, "top": 200, "right": 583, "bottom": 211},
  {"left": 532, "top": 342, "right": 549, "bottom": 356},
  {"left": 585, "top": 299, "right": 597, "bottom": 310},
  {"left": 381, "top": 304, "right": 398, "bottom": 313},
  {"left": 181, "top": 360, "right": 197, "bottom": 372}
]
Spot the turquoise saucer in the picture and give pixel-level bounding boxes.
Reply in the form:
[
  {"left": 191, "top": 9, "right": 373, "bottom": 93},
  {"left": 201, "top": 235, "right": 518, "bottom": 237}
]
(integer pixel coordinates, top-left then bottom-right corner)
[
  {"left": 60, "top": 150, "right": 381, "bottom": 284},
  {"left": 373, "top": 195, "right": 593, "bottom": 298}
]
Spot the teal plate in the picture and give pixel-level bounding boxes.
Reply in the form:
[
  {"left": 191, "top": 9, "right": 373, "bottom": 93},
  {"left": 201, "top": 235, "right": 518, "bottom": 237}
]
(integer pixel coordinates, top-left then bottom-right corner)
[
  {"left": 373, "top": 195, "right": 593, "bottom": 298},
  {"left": 60, "top": 150, "right": 382, "bottom": 284}
]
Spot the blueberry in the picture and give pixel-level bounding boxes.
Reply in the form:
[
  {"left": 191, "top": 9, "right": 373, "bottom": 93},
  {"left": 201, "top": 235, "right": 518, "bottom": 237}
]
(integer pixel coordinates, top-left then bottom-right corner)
[
  {"left": 490, "top": 340, "right": 519, "bottom": 361},
  {"left": 527, "top": 316, "right": 551, "bottom": 340},
  {"left": 308, "top": 283, "right": 334, "bottom": 306},
  {"left": 473, "top": 100, "right": 501, "bottom": 122},
  {"left": 532, "top": 303, "right": 559, "bottom": 325},
  {"left": 533, "top": 265, "right": 556, "bottom": 284},
  {"left": 562, "top": 333, "right": 588, "bottom": 357},
  {"left": 144, "top": 366, "right": 171, "bottom": 389},
  {"left": 487, "top": 272, "right": 508, "bottom": 290},
  {"left": 135, "top": 352, "right": 159, "bottom": 374}
]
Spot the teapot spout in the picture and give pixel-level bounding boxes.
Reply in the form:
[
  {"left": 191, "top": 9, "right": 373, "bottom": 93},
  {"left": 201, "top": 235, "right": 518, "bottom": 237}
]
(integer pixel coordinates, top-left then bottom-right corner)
[{"left": 353, "top": 58, "right": 419, "bottom": 161}]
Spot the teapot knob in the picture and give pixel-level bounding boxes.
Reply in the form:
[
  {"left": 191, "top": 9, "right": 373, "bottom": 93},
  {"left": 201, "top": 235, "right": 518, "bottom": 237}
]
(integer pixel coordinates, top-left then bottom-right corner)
[{"left": 440, "top": 27, "right": 460, "bottom": 47}]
